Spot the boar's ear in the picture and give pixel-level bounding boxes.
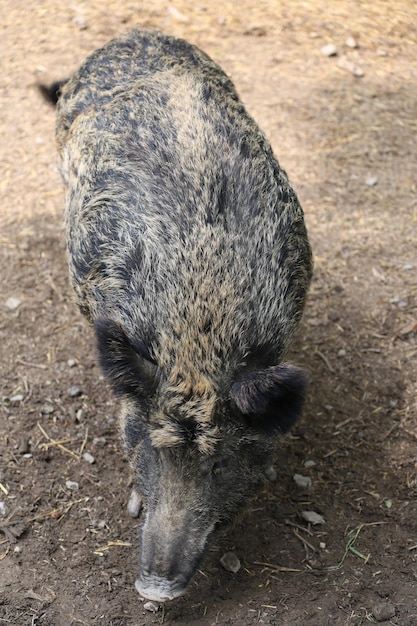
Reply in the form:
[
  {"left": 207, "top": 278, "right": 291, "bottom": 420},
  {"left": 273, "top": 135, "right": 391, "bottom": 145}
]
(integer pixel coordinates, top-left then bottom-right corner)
[
  {"left": 229, "top": 364, "right": 308, "bottom": 435},
  {"left": 94, "top": 317, "right": 158, "bottom": 396}
]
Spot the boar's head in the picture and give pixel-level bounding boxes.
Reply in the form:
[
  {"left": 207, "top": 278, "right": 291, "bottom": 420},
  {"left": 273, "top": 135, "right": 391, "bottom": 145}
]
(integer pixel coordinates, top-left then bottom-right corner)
[{"left": 95, "top": 318, "right": 307, "bottom": 602}]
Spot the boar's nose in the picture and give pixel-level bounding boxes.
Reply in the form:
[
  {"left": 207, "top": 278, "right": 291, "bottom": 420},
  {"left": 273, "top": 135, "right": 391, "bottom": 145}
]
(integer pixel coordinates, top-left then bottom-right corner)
[{"left": 135, "top": 572, "right": 187, "bottom": 602}]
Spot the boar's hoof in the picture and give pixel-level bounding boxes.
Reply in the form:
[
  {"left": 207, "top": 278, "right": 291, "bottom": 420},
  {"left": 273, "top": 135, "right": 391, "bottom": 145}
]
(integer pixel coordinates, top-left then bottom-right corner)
[
  {"left": 127, "top": 489, "right": 143, "bottom": 518},
  {"left": 135, "top": 575, "right": 186, "bottom": 602}
]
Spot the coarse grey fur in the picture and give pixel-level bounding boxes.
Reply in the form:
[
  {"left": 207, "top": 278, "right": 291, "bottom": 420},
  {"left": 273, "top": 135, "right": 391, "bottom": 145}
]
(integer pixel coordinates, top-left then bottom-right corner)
[{"left": 54, "top": 29, "right": 313, "bottom": 602}]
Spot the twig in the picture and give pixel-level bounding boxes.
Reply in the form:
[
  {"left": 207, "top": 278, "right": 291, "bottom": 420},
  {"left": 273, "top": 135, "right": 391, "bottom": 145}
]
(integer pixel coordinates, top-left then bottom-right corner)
[
  {"left": 27, "top": 498, "right": 87, "bottom": 524},
  {"left": 316, "top": 350, "right": 335, "bottom": 373},
  {"left": 16, "top": 359, "right": 47, "bottom": 370},
  {"left": 285, "top": 519, "right": 314, "bottom": 537},
  {"left": 253, "top": 560, "right": 303, "bottom": 573},
  {"left": 293, "top": 528, "right": 317, "bottom": 553},
  {"left": 79, "top": 427, "right": 89, "bottom": 457},
  {"left": 37, "top": 423, "right": 79, "bottom": 460}
]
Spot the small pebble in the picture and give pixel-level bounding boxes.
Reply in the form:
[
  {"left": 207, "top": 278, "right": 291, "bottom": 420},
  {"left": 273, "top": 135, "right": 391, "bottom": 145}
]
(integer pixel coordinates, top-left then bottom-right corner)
[
  {"left": 67, "top": 359, "right": 77, "bottom": 368},
  {"left": 67, "top": 385, "right": 83, "bottom": 398},
  {"left": 93, "top": 436, "right": 107, "bottom": 445},
  {"left": 319, "top": 542, "right": 326, "bottom": 549},
  {"left": 167, "top": 6, "right": 189, "bottom": 22},
  {"left": 0, "top": 501, "right": 9, "bottom": 517},
  {"left": 14, "top": 545, "right": 22, "bottom": 553},
  {"left": 293, "top": 474, "right": 312, "bottom": 489},
  {"left": 83, "top": 452, "right": 95, "bottom": 465},
  {"left": 5, "top": 297, "right": 21, "bottom": 310},
  {"left": 338, "top": 349, "right": 346, "bottom": 357},
  {"left": 143, "top": 601, "right": 160, "bottom": 612},
  {"left": 304, "top": 460, "right": 316, "bottom": 469},
  {"left": 41, "top": 404, "right": 55, "bottom": 415},
  {"left": 372, "top": 601, "right": 396, "bottom": 622},
  {"left": 301, "top": 510, "right": 325, "bottom": 525},
  {"left": 220, "top": 551, "right": 241, "bottom": 573},
  {"left": 345, "top": 36, "right": 358, "bottom": 48},
  {"left": 65, "top": 480, "right": 79, "bottom": 491},
  {"left": 321, "top": 43, "right": 338, "bottom": 57},
  {"left": 365, "top": 176, "right": 378, "bottom": 187},
  {"left": 10, "top": 394, "right": 24, "bottom": 403},
  {"left": 265, "top": 466, "right": 277, "bottom": 482}
]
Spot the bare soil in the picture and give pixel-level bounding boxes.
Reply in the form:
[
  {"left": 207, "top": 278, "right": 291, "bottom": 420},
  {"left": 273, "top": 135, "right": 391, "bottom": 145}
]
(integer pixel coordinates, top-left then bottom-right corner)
[{"left": 1, "top": 2, "right": 416, "bottom": 625}]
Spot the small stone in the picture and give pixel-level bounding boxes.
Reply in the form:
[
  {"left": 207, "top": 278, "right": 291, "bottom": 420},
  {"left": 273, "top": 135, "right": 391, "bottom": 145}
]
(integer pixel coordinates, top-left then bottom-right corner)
[
  {"left": 14, "top": 545, "right": 22, "bottom": 553},
  {"left": 143, "top": 601, "right": 160, "bottom": 612},
  {"left": 301, "top": 510, "right": 325, "bottom": 525},
  {"left": 345, "top": 36, "right": 358, "bottom": 48},
  {"left": 65, "top": 480, "right": 79, "bottom": 491},
  {"left": 93, "top": 436, "right": 107, "bottom": 445},
  {"left": 0, "top": 501, "right": 9, "bottom": 517},
  {"left": 293, "top": 474, "right": 312, "bottom": 489},
  {"left": 338, "top": 349, "right": 346, "bottom": 357},
  {"left": 265, "top": 466, "right": 277, "bottom": 481},
  {"left": 5, "top": 297, "right": 21, "bottom": 310},
  {"left": 41, "top": 404, "right": 55, "bottom": 415},
  {"left": 67, "top": 385, "right": 83, "bottom": 398},
  {"left": 376, "top": 48, "right": 387, "bottom": 56},
  {"left": 73, "top": 15, "right": 88, "bottom": 30},
  {"left": 10, "top": 394, "right": 24, "bottom": 404},
  {"left": 220, "top": 551, "right": 241, "bottom": 573},
  {"left": 319, "top": 542, "right": 326, "bottom": 549},
  {"left": 365, "top": 176, "right": 378, "bottom": 187},
  {"left": 372, "top": 601, "right": 396, "bottom": 622},
  {"left": 75, "top": 409, "right": 84, "bottom": 422},
  {"left": 83, "top": 452, "right": 95, "bottom": 465},
  {"left": 67, "top": 359, "right": 77, "bottom": 368},
  {"left": 304, "top": 460, "right": 316, "bottom": 469},
  {"left": 167, "top": 6, "right": 189, "bottom": 22},
  {"left": 321, "top": 43, "right": 338, "bottom": 57}
]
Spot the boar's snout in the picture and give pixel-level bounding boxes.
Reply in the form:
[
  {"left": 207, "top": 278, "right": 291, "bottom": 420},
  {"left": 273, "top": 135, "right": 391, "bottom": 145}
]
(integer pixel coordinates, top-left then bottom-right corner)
[
  {"left": 135, "top": 573, "right": 186, "bottom": 603},
  {"left": 135, "top": 506, "right": 215, "bottom": 602}
]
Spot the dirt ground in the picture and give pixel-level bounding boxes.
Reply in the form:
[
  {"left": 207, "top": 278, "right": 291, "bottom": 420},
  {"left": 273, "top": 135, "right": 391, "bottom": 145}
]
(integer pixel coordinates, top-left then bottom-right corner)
[{"left": 1, "top": 1, "right": 416, "bottom": 625}]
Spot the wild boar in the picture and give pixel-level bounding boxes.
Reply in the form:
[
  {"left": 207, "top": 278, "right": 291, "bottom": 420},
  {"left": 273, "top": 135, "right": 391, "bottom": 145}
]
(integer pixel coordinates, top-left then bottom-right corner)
[{"left": 50, "top": 29, "right": 313, "bottom": 602}]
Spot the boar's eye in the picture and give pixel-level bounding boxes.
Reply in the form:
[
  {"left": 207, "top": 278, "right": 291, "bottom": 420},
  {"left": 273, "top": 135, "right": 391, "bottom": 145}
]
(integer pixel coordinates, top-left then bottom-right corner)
[
  {"left": 212, "top": 458, "right": 230, "bottom": 475},
  {"left": 94, "top": 317, "right": 158, "bottom": 396}
]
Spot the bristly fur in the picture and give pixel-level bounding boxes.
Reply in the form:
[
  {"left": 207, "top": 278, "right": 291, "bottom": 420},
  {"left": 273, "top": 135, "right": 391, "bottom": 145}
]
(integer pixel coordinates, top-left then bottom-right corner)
[{"left": 51, "top": 29, "right": 313, "bottom": 601}]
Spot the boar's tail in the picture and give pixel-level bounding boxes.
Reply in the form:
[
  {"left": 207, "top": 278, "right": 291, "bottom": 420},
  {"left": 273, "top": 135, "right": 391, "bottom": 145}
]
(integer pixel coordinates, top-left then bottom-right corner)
[{"left": 38, "top": 79, "right": 68, "bottom": 106}]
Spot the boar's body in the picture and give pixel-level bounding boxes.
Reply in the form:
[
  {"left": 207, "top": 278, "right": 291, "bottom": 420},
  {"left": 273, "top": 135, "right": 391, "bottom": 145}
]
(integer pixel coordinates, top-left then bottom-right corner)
[{"left": 56, "top": 29, "right": 312, "bottom": 602}]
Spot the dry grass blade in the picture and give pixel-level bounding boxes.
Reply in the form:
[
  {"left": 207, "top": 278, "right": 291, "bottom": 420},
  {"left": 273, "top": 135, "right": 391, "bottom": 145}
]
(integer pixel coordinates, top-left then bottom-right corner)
[{"left": 253, "top": 560, "right": 303, "bottom": 573}]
